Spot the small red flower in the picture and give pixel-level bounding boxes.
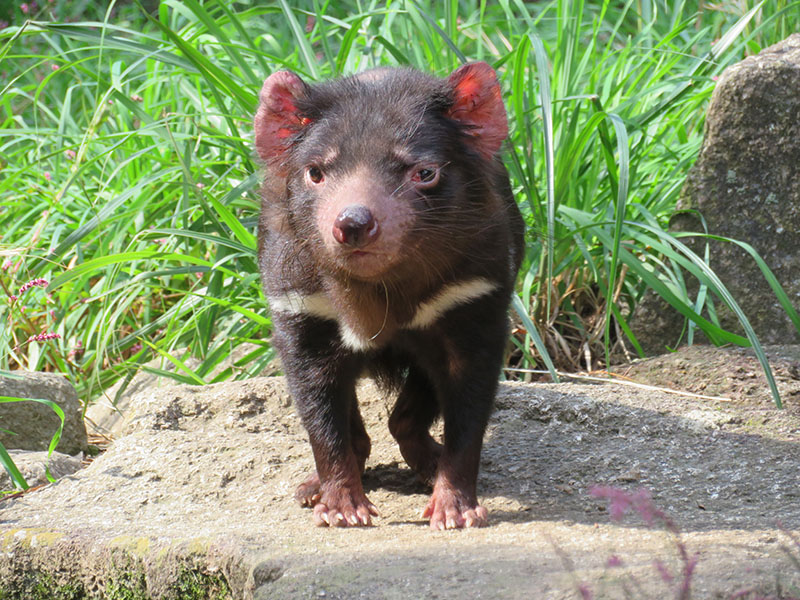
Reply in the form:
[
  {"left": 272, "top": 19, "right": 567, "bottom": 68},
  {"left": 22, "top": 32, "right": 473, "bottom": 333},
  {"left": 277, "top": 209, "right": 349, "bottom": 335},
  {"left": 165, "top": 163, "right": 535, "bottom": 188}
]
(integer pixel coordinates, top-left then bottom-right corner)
[{"left": 606, "top": 555, "right": 623, "bottom": 568}]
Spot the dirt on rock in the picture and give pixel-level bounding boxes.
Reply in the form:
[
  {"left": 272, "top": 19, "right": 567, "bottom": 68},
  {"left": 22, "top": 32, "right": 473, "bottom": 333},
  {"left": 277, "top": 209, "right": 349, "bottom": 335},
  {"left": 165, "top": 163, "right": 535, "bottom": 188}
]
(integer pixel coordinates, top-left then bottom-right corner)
[
  {"left": 620, "top": 344, "right": 800, "bottom": 409},
  {"left": 2, "top": 345, "right": 800, "bottom": 599}
]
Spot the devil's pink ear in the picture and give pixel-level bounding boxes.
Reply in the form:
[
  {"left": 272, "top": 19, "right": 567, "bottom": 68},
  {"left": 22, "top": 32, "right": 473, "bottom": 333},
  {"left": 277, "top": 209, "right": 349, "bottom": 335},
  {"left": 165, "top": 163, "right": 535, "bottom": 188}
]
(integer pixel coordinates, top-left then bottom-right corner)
[
  {"left": 254, "top": 71, "right": 312, "bottom": 164},
  {"left": 446, "top": 62, "right": 508, "bottom": 159}
]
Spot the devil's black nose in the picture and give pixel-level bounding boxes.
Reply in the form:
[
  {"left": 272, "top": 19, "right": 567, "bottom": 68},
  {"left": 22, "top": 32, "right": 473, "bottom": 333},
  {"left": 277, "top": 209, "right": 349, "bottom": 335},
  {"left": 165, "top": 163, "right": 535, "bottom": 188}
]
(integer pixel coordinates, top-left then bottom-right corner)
[{"left": 332, "top": 205, "right": 379, "bottom": 248}]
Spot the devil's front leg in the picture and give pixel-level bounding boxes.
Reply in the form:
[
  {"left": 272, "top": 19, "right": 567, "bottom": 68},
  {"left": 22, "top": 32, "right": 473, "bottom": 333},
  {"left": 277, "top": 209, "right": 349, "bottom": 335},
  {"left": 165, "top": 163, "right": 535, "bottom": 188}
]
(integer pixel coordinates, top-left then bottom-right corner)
[
  {"left": 274, "top": 316, "right": 376, "bottom": 527},
  {"left": 414, "top": 300, "right": 509, "bottom": 530}
]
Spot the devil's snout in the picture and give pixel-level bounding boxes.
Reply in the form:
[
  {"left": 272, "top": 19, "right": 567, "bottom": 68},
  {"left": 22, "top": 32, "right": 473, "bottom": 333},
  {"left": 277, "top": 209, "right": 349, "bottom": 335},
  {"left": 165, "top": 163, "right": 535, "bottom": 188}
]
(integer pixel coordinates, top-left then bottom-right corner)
[{"left": 332, "top": 205, "right": 379, "bottom": 248}]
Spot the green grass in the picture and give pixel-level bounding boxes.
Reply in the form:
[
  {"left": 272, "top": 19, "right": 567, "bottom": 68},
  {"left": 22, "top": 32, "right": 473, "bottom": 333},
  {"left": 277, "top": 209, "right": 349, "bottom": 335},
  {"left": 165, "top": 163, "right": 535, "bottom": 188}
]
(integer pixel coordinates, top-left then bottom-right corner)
[{"left": 0, "top": 0, "right": 798, "bottom": 415}]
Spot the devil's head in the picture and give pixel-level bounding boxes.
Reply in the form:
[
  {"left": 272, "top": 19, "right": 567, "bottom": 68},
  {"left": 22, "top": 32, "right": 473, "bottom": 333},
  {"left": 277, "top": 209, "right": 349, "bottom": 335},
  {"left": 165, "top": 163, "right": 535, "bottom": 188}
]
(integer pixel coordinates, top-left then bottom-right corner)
[{"left": 254, "top": 63, "right": 508, "bottom": 283}]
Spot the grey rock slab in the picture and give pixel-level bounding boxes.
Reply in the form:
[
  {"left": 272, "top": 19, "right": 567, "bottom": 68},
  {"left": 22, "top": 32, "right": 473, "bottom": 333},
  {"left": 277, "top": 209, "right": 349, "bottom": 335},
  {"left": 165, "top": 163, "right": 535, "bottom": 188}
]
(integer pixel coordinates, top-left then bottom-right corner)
[
  {"left": 2, "top": 376, "right": 800, "bottom": 598},
  {"left": 0, "top": 450, "right": 82, "bottom": 490},
  {"left": 632, "top": 34, "right": 800, "bottom": 353},
  {"left": 0, "top": 371, "right": 88, "bottom": 454}
]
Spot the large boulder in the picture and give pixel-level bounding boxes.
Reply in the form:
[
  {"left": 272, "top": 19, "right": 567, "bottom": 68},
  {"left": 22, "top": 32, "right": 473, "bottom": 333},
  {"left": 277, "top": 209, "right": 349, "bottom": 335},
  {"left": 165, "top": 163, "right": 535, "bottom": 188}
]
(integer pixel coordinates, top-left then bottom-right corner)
[
  {"left": 632, "top": 34, "right": 800, "bottom": 354},
  {"left": 0, "top": 371, "right": 88, "bottom": 454}
]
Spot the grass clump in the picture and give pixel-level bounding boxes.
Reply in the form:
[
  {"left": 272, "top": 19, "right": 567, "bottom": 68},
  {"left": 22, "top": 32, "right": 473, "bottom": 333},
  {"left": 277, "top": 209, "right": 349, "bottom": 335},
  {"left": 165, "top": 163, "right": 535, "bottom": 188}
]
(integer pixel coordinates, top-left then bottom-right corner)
[
  {"left": 166, "top": 568, "right": 231, "bottom": 600},
  {"left": 0, "top": 572, "right": 85, "bottom": 600},
  {"left": 0, "top": 0, "right": 797, "bottom": 412},
  {"left": 105, "top": 564, "right": 148, "bottom": 600}
]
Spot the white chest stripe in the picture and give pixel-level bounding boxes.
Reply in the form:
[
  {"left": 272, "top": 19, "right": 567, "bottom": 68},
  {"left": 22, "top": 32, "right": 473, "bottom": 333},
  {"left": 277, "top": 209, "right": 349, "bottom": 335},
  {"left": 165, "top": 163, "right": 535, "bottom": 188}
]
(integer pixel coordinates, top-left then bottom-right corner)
[
  {"left": 338, "top": 324, "right": 375, "bottom": 352},
  {"left": 268, "top": 277, "right": 498, "bottom": 347},
  {"left": 406, "top": 278, "right": 498, "bottom": 329},
  {"left": 269, "top": 292, "right": 373, "bottom": 351}
]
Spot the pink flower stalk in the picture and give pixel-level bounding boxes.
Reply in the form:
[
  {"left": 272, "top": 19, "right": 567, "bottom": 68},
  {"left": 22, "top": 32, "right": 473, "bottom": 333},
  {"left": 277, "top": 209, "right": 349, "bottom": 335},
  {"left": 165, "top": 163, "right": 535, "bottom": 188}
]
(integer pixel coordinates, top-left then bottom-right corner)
[
  {"left": 68, "top": 340, "right": 84, "bottom": 359},
  {"left": 51, "top": 64, "right": 59, "bottom": 71},
  {"left": 591, "top": 486, "right": 699, "bottom": 598},
  {"left": 18, "top": 278, "right": 49, "bottom": 295},
  {"left": 590, "top": 486, "right": 660, "bottom": 526},
  {"left": 29, "top": 332, "right": 60, "bottom": 342},
  {"left": 21, "top": 3, "right": 30, "bottom": 14},
  {"left": 65, "top": 149, "right": 76, "bottom": 160},
  {"left": 678, "top": 554, "right": 699, "bottom": 598},
  {"left": 14, "top": 331, "right": 60, "bottom": 351},
  {"left": 44, "top": 171, "right": 52, "bottom": 181},
  {"left": 2, "top": 259, "right": 12, "bottom": 271},
  {"left": 653, "top": 559, "right": 673, "bottom": 584}
]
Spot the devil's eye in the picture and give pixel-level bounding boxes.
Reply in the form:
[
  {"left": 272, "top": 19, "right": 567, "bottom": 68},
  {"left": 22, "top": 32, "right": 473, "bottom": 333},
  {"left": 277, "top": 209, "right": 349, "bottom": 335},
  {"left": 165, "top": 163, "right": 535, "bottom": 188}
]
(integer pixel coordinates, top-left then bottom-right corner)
[
  {"left": 306, "top": 166, "right": 324, "bottom": 184},
  {"left": 418, "top": 168, "right": 435, "bottom": 182},
  {"left": 412, "top": 165, "right": 440, "bottom": 188},
  {"left": 306, "top": 165, "right": 325, "bottom": 183}
]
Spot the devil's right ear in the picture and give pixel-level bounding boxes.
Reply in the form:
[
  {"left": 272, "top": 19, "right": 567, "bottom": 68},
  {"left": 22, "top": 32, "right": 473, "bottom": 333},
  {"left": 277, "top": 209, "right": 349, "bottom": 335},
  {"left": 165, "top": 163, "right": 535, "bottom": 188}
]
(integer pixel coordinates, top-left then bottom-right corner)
[{"left": 254, "top": 71, "right": 312, "bottom": 164}]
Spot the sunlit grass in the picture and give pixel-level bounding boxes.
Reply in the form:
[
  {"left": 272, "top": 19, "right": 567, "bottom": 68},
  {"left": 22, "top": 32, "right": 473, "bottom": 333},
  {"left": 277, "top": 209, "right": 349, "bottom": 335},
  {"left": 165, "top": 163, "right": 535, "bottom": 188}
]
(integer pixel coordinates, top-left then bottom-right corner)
[{"left": 1, "top": 0, "right": 798, "bottom": 414}]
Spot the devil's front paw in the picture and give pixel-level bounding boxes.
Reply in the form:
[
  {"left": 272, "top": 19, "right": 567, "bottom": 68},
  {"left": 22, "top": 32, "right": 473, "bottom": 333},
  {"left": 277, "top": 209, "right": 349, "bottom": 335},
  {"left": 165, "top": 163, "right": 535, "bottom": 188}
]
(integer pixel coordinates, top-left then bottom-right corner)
[
  {"left": 294, "top": 472, "right": 322, "bottom": 507},
  {"left": 311, "top": 481, "right": 379, "bottom": 527},
  {"left": 423, "top": 484, "right": 488, "bottom": 530}
]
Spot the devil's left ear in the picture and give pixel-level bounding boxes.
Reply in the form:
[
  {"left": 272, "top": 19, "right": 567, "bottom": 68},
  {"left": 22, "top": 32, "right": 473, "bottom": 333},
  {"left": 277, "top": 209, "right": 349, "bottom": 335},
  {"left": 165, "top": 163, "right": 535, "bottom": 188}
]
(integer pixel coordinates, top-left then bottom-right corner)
[{"left": 446, "top": 62, "right": 508, "bottom": 160}]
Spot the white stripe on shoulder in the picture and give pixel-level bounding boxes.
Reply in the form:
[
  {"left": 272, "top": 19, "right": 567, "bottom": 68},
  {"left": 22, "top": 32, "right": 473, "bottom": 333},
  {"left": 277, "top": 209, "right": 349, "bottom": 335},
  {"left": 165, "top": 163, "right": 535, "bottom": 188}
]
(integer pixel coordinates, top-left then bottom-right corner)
[
  {"left": 268, "top": 291, "right": 338, "bottom": 321},
  {"left": 406, "top": 278, "right": 499, "bottom": 330}
]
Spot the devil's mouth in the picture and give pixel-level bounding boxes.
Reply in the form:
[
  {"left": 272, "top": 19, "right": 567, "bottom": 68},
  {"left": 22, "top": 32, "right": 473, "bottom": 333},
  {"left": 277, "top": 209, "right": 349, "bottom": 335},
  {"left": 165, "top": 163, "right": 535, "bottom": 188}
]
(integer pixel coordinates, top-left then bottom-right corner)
[{"left": 335, "top": 248, "right": 392, "bottom": 279}]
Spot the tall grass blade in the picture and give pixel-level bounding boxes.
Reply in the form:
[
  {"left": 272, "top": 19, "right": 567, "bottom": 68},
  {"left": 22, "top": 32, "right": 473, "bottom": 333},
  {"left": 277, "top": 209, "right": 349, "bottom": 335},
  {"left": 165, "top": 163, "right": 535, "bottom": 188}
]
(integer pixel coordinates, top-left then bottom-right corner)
[
  {"left": 0, "top": 442, "right": 28, "bottom": 491},
  {"left": 512, "top": 295, "right": 560, "bottom": 383},
  {"left": 529, "top": 33, "right": 555, "bottom": 318},
  {"left": 277, "top": 0, "right": 320, "bottom": 79},
  {"left": 602, "top": 113, "right": 629, "bottom": 369}
]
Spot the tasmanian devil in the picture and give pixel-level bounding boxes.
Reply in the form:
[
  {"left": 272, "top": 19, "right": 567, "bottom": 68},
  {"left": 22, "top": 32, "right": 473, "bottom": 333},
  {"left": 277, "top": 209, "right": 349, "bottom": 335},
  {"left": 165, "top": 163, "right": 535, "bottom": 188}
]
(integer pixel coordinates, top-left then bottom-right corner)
[{"left": 254, "top": 62, "right": 524, "bottom": 529}]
